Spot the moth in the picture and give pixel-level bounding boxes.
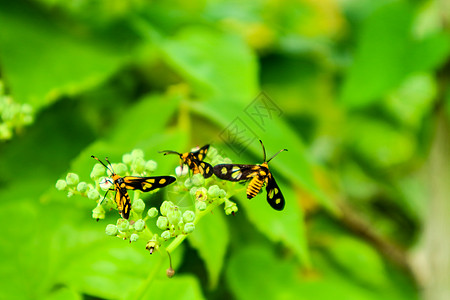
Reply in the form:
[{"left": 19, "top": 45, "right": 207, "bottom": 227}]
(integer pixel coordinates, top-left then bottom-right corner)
[
  {"left": 91, "top": 155, "right": 176, "bottom": 219},
  {"left": 213, "top": 140, "right": 287, "bottom": 210},
  {"left": 159, "top": 144, "right": 213, "bottom": 178}
]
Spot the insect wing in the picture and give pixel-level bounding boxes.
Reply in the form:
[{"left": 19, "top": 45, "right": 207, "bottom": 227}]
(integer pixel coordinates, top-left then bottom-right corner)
[
  {"left": 197, "top": 161, "right": 213, "bottom": 178},
  {"left": 213, "top": 164, "right": 259, "bottom": 181},
  {"left": 123, "top": 176, "right": 176, "bottom": 192},
  {"left": 191, "top": 144, "right": 210, "bottom": 162},
  {"left": 265, "top": 172, "right": 285, "bottom": 210}
]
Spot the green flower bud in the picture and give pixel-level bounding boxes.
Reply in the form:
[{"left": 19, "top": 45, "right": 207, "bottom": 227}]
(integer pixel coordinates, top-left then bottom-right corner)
[
  {"left": 182, "top": 210, "right": 195, "bottom": 223},
  {"left": 90, "top": 163, "right": 105, "bottom": 179},
  {"left": 132, "top": 198, "right": 145, "bottom": 213},
  {"left": 191, "top": 173, "right": 205, "bottom": 186},
  {"left": 134, "top": 219, "right": 146, "bottom": 231},
  {"left": 66, "top": 173, "right": 79, "bottom": 186},
  {"left": 92, "top": 205, "right": 106, "bottom": 220},
  {"left": 184, "top": 178, "right": 193, "bottom": 188},
  {"left": 87, "top": 189, "right": 100, "bottom": 200},
  {"left": 147, "top": 207, "right": 158, "bottom": 218},
  {"left": 67, "top": 191, "right": 73, "bottom": 198},
  {"left": 114, "top": 163, "right": 128, "bottom": 176},
  {"left": 224, "top": 199, "right": 238, "bottom": 215},
  {"left": 105, "top": 224, "right": 118, "bottom": 236},
  {"left": 130, "top": 233, "right": 139, "bottom": 242},
  {"left": 132, "top": 157, "right": 146, "bottom": 174},
  {"left": 218, "top": 188, "right": 227, "bottom": 198},
  {"left": 55, "top": 179, "right": 67, "bottom": 191},
  {"left": 145, "top": 160, "right": 157, "bottom": 172},
  {"left": 195, "top": 188, "right": 207, "bottom": 202},
  {"left": 161, "top": 230, "right": 171, "bottom": 240},
  {"left": 183, "top": 222, "right": 195, "bottom": 234},
  {"left": 77, "top": 182, "right": 88, "bottom": 193},
  {"left": 0, "top": 124, "right": 12, "bottom": 140},
  {"left": 131, "top": 149, "right": 145, "bottom": 160},
  {"left": 156, "top": 216, "right": 169, "bottom": 230},
  {"left": 122, "top": 153, "right": 132, "bottom": 164},
  {"left": 160, "top": 201, "right": 174, "bottom": 216},
  {"left": 207, "top": 185, "right": 220, "bottom": 197},
  {"left": 117, "top": 218, "right": 130, "bottom": 232},
  {"left": 167, "top": 207, "right": 182, "bottom": 225},
  {"left": 196, "top": 201, "right": 207, "bottom": 211},
  {"left": 189, "top": 187, "right": 198, "bottom": 196},
  {"left": 21, "top": 103, "right": 33, "bottom": 115}
]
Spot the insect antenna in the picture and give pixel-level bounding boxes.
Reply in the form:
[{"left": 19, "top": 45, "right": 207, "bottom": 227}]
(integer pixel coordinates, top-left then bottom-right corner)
[
  {"left": 267, "top": 148, "right": 288, "bottom": 163},
  {"left": 91, "top": 155, "right": 115, "bottom": 175},
  {"left": 159, "top": 150, "right": 182, "bottom": 156},
  {"left": 259, "top": 140, "right": 267, "bottom": 162}
]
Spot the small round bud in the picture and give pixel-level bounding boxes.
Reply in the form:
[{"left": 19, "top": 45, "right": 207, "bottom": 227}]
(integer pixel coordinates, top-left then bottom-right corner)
[
  {"left": 218, "top": 188, "right": 227, "bottom": 198},
  {"left": 167, "top": 207, "right": 182, "bottom": 225},
  {"left": 160, "top": 201, "right": 174, "bottom": 216},
  {"left": 147, "top": 207, "right": 158, "bottom": 218},
  {"left": 195, "top": 188, "right": 208, "bottom": 202},
  {"left": 182, "top": 210, "right": 195, "bottom": 223},
  {"left": 116, "top": 218, "right": 130, "bottom": 232},
  {"left": 105, "top": 224, "right": 118, "bottom": 236},
  {"left": 156, "top": 216, "right": 169, "bottom": 230},
  {"left": 207, "top": 185, "right": 220, "bottom": 197},
  {"left": 166, "top": 267, "right": 175, "bottom": 278},
  {"left": 92, "top": 205, "right": 106, "bottom": 220},
  {"left": 184, "top": 178, "right": 193, "bottom": 188},
  {"left": 191, "top": 174, "right": 205, "bottom": 186},
  {"left": 134, "top": 219, "right": 146, "bottom": 231},
  {"left": 189, "top": 187, "right": 198, "bottom": 196},
  {"left": 67, "top": 191, "right": 74, "bottom": 198},
  {"left": 55, "top": 179, "right": 67, "bottom": 191},
  {"left": 132, "top": 157, "right": 146, "bottom": 174},
  {"left": 87, "top": 189, "right": 100, "bottom": 200},
  {"left": 0, "top": 124, "right": 12, "bottom": 140},
  {"left": 130, "top": 233, "right": 139, "bottom": 242},
  {"left": 132, "top": 198, "right": 145, "bottom": 213},
  {"left": 183, "top": 222, "right": 195, "bottom": 234},
  {"left": 131, "top": 149, "right": 144, "bottom": 160},
  {"left": 161, "top": 230, "right": 171, "bottom": 240},
  {"left": 77, "top": 182, "right": 88, "bottom": 193},
  {"left": 175, "top": 165, "right": 189, "bottom": 177},
  {"left": 114, "top": 163, "right": 128, "bottom": 176},
  {"left": 145, "top": 160, "right": 157, "bottom": 172},
  {"left": 65, "top": 173, "right": 79, "bottom": 186},
  {"left": 122, "top": 153, "right": 132, "bottom": 164},
  {"left": 90, "top": 163, "right": 105, "bottom": 179},
  {"left": 224, "top": 199, "right": 238, "bottom": 215},
  {"left": 21, "top": 103, "right": 33, "bottom": 115},
  {"left": 196, "top": 201, "right": 207, "bottom": 211}
]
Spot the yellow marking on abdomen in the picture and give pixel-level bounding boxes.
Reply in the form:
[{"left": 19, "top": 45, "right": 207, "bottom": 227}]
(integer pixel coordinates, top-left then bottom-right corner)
[{"left": 247, "top": 176, "right": 264, "bottom": 199}]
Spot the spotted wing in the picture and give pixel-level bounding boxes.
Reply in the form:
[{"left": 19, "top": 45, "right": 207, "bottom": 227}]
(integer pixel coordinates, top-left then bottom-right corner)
[
  {"left": 213, "top": 164, "right": 260, "bottom": 182},
  {"left": 114, "top": 185, "right": 131, "bottom": 219},
  {"left": 191, "top": 144, "right": 210, "bottom": 162},
  {"left": 265, "top": 172, "right": 285, "bottom": 210},
  {"left": 123, "top": 176, "right": 176, "bottom": 192}
]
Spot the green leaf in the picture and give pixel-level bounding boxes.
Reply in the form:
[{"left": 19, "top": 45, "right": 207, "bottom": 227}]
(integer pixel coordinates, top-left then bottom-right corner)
[
  {"left": 0, "top": 1, "right": 129, "bottom": 108},
  {"left": 188, "top": 210, "right": 229, "bottom": 288},
  {"left": 141, "top": 275, "right": 206, "bottom": 300},
  {"left": 340, "top": 1, "right": 414, "bottom": 108},
  {"left": 235, "top": 186, "right": 309, "bottom": 265},
  {"left": 44, "top": 287, "right": 82, "bottom": 300},
  {"left": 159, "top": 26, "right": 258, "bottom": 102}
]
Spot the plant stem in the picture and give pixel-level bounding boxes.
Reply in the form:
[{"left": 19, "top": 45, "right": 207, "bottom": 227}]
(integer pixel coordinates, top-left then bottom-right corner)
[{"left": 130, "top": 252, "right": 165, "bottom": 300}]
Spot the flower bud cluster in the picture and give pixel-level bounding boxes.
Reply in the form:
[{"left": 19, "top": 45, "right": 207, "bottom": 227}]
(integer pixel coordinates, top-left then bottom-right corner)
[
  {"left": 0, "top": 81, "right": 34, "bottom": 140},
  {"left": 156, "top": 201, "right": 196, "bottom": 241}
]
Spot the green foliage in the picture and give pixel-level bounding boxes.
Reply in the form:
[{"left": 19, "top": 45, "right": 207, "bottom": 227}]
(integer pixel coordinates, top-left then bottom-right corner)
[{"left": 1, "top": 0, "right": 448, "bottom": 299}]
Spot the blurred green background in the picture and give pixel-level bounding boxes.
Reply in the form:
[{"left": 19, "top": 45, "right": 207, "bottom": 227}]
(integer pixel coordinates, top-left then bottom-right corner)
[{"left": 1, "top": 0, "right": 449, "bottom": 299}]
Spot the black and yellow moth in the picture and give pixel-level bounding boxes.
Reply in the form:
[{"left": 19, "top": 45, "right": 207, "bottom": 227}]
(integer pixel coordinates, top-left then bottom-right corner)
[
  {"left": 159, "top": 144, "right": 213, "bottom": 178},
  {"left": 91, "top": 155, "right": 176, "bottom": 219},
  {"left": 213, "top": 140, "right": 287, "bottom": 210}
]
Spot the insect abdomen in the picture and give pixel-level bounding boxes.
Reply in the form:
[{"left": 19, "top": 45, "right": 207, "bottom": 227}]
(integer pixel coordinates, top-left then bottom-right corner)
[{"left": 247, "top": 176, "right": 264, "bottom": 199}]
